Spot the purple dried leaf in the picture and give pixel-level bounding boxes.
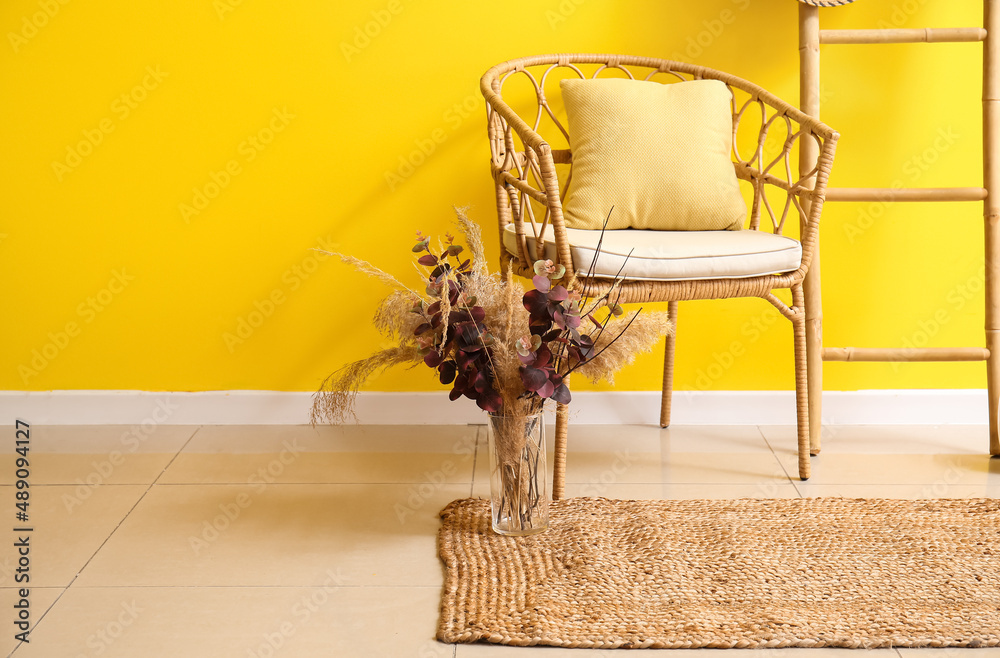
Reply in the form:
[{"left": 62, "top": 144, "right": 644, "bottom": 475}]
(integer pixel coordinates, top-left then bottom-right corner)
[
  {"left": 473, "top": 371, "right": 488, "bottom": 393},
  {"left": 551, "top": 383, "right": 572, "bottom": 405},
  {"left": 533, "top": 346, "right": 552, "bottom": 368},
  {"left": 439, "top": 361, "right": 457, "bottom": 385},
  {"left": 477, "top": 389, "right": 502, "bottom": 413},
  {"left": 523, "top": 289, "right": 548, "bottom": 314},
  {"left": 520, "top": 366, "right": 548, "bottom": 392},
  {"left": 537, "top": 380, "right": 555, "bottom": 398}
]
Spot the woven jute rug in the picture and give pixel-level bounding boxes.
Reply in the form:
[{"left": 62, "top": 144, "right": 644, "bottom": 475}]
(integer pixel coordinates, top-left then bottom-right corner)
[{"left": 437, "top": 497, "right": 1000, "bottom": 649}]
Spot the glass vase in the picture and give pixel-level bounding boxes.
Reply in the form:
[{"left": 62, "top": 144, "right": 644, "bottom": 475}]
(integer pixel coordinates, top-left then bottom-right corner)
[{"left": 486, "top": 412, "right": 549, "bottom": 536}]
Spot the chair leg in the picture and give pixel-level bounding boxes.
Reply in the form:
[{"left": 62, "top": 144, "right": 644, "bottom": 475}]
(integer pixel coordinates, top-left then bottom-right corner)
[
  {"left": 553, "top": 377, "right": 570, "bottom": 501},
  {"left": 792, "top": 284, "right": 811, "bottom": 480},
  {"left": 659, "top": 301, "right": 678, "bottom": 428},
  {"left": 553, "top": 404, "right": 568, "bottom": 500},
  {"left": 804, "top": 256, "right": 823, "bottom": 456}
]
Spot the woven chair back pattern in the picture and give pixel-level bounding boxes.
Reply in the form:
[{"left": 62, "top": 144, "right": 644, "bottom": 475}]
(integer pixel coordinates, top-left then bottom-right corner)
[{"left": 480, "top": 54, "right": 838, "bottom": 284}]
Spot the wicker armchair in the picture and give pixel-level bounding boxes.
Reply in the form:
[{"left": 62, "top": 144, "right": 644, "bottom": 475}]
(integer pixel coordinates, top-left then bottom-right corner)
[{"left": 480, "top": 54, "right": 839, "bottom": 489}]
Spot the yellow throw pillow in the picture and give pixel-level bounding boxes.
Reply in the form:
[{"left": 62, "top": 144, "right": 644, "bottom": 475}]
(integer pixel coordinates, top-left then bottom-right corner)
[{"left": 560, "top": 78, "right": 746, "bottom": 231}]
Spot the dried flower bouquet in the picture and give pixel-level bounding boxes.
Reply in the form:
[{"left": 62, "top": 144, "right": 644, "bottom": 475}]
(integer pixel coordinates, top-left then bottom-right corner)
[{"left": 311, "top": 208, "right": 672, "bottom": 531}]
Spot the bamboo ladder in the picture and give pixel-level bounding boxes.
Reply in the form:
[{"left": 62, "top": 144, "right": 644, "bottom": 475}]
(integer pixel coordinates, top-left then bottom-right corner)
[{"left": 799, "top": 1, "right": 1000, "bottom": 457}]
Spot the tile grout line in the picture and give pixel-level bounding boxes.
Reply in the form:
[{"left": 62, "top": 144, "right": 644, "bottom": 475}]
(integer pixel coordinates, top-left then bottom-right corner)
[
  {"left": 52, "top": 427, "right": 203, "bottom": 589},
  {"left": 756, "top": 426, "right": 802, "bottom": 498},
  {"left": 8, "top": 425, "right": 205, "bottom": 656}
]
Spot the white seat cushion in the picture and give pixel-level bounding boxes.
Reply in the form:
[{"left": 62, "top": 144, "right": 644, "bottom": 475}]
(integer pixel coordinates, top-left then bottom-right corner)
[{"left": 502, "top": 225, "right": 802, "bottom": 281}]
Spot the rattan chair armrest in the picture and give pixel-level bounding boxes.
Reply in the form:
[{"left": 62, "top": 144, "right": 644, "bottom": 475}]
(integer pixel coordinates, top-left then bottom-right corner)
[
  {"left": 481, "top": 77, "right": 575, "bottom": 278},
  {"left": 744, "top": 90, "right": 839, "bottom": 281},
  {"left": 795, "top": 133, "right": 838, "bottom": 277},
  {"left": 481, "top": 87, "right": 549, "bottom": 155}
]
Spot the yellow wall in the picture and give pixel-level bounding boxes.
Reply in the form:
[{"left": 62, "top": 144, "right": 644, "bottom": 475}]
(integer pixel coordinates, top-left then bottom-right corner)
[{"left": 0, "top": 0, "right": 987, "bottom": 393}]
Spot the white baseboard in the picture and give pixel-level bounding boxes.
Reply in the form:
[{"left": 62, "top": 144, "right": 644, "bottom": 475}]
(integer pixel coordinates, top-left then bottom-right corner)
[{"left": 0, "top": 389, "right": 988, "bottom": 425}]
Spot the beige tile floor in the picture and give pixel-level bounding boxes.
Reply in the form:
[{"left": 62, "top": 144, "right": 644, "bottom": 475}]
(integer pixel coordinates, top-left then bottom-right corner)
[{"left": 6, "top": 423, "right": 1000, "bottom": 657}]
